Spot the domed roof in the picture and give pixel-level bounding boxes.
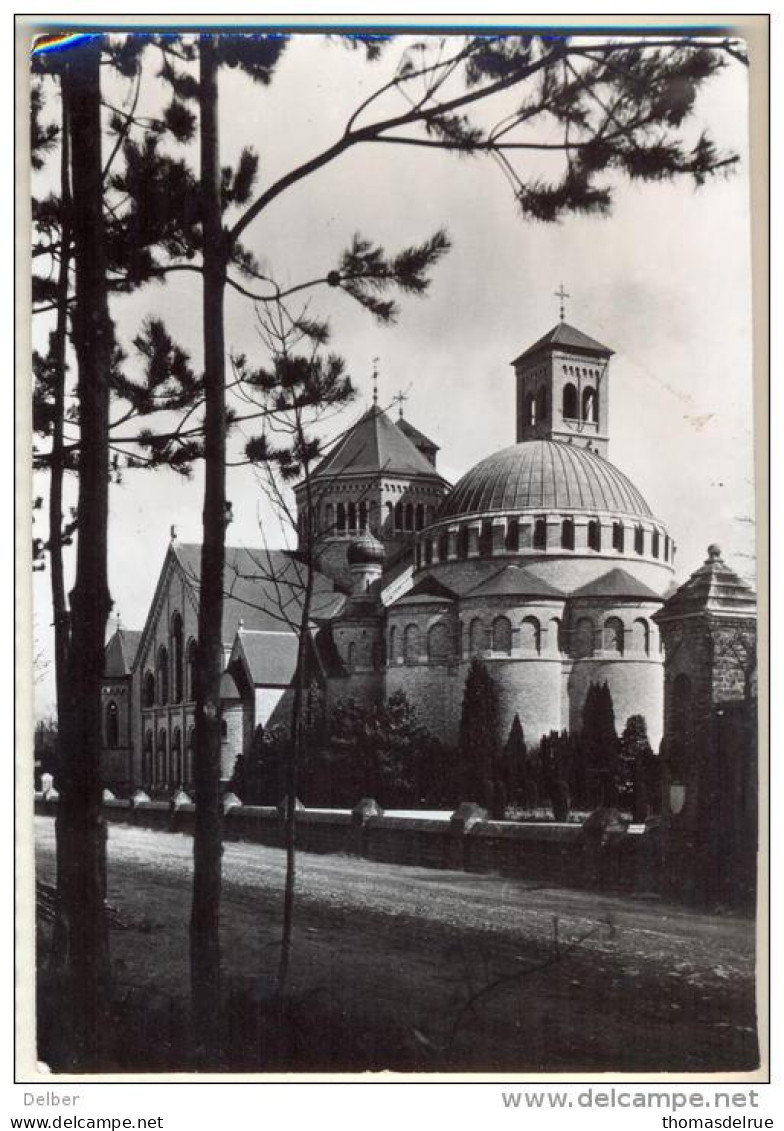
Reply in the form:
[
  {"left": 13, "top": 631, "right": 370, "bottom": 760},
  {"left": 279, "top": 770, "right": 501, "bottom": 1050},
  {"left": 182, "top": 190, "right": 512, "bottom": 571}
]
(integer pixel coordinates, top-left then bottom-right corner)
[
  {"left": 438, "top": 440, "right": 654, "bottom": 521},
  {"left": 346, "top": 530, "right": 385, "bottom": 566}
]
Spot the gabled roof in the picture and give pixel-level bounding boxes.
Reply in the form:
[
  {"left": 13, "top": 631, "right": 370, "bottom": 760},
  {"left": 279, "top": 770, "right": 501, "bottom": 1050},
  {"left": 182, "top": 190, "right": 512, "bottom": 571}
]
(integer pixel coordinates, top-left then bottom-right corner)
[
  {"left": 466, "top": 564, "right": 565, "bottom": 600},
  {"left": 104, "top": 628, "right": 143, "bottom": 677},
  {"left": 389, "top": 573, "right": 458, "bottom": 608},
  {"left": 235, "top": 630, "right": 301, "bottom": 687},
  {"left": 571, "top": 567, "right": 663, "bottom": 601},
  {"left": 172, "top": 543, "right": 344, "bottom": 640},
  {"left": 512, "top": 321, "right": 613, "bottom": 366},
  {"left": 654, "top": 546, "right": 756, "bottom": 622},
  {"left": 310, "top": 406, "right": 446, "bottom": 481}
]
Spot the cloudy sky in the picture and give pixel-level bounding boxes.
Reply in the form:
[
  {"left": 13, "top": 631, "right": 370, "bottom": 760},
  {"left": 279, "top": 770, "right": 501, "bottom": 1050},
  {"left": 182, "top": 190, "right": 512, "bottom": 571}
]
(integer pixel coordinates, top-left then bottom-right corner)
[{"left": 30, "top": 27, "right": 756, "bottom": 716}]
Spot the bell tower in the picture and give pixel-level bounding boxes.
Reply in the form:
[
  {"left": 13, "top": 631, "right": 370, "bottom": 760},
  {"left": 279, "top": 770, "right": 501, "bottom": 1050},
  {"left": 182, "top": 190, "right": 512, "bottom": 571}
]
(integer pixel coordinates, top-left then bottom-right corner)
[{"left": 511, "top": 293, "right": 614, "bottom": 458}]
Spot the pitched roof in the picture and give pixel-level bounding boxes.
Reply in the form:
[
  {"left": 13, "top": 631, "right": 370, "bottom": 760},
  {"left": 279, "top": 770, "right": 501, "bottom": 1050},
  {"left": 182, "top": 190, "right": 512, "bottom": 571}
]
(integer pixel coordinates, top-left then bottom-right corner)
[
  {"left": 172, "top": 543, "right": 344, "bottom": 641},
  {"left": 104, "top": 628, "right": 143, "bottom": 677},
  {"left": 512, "top": 321, "right": 613, "bottom": 366},
  {"left": 395, "top": 416, "right": 440, "bottom": 456},
  {"left": 655, "top": 546, "right": 756, "bottom": 622},
  {"left": 571, "top": 567, "right": 663, "bottom": 601},
  {"left": 311, "top": 406, "right": 445, "bottom": 481},
  {"left": 236, "top": 630, "right": 301, "bottom": 687},
  {"left": 465, "top": 565, "right": 565, "bottom": 600}
]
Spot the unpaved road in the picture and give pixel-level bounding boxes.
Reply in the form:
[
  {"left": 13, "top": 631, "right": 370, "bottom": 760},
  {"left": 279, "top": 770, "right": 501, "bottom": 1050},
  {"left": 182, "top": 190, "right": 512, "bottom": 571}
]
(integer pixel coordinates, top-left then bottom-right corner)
[{"left": 34, "top": 816, "right": 759, "bottom": 1074}]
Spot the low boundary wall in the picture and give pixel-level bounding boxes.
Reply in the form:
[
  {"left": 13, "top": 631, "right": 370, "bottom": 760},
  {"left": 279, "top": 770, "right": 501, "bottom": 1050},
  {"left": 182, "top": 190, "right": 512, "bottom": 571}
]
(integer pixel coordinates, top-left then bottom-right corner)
[{"left": 33, "top": 793, "right": 662, "bottom": 894}]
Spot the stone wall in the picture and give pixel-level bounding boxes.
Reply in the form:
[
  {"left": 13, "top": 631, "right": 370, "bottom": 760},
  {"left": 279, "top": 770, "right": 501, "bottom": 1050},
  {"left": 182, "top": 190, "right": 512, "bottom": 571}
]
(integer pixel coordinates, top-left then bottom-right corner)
[{"left": 34, "top": 794, "right": 662, "bottom": 895}]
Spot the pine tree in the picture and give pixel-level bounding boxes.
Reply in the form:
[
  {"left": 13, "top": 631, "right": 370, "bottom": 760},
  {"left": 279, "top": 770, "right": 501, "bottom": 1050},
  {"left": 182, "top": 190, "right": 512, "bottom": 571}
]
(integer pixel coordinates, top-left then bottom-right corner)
[
  {"left": 458, "top": 658, "right": 499, "bottom": 803},
  {"left": 619, "top": 715, "right": 656, "bottom": 821},
  {"left": 581, "top": 681, "right": 621, "bottom": 808}
]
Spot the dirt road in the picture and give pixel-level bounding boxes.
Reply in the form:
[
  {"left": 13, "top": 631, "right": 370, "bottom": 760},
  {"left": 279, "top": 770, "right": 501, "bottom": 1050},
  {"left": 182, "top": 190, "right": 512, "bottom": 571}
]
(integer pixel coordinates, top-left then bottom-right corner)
[{"left": 34, "top": 816, "right": 759, "bottom": 1074}]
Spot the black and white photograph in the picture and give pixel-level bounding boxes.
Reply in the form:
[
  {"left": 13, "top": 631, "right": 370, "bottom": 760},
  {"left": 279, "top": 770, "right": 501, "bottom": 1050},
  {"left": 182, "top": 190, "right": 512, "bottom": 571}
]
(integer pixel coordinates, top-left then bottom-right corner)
[{"left": 21, "top": 15, "right": 765, "bottom": 1081}]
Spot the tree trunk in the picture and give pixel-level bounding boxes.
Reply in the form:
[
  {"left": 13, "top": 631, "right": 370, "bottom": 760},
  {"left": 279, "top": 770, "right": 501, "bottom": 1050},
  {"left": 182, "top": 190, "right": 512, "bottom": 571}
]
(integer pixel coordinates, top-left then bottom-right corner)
[
  {"left": 50, "top": 74, "right": 71, "bottom": 740},
  {"left": 52, "top": 38, "right": 113, "bottom": 1070},
  {"left": 277, "top": 416, "right": 314, "bottom": 995},
  {"left": 190, "top": 33, "right": 226, "bottom": 1058}
]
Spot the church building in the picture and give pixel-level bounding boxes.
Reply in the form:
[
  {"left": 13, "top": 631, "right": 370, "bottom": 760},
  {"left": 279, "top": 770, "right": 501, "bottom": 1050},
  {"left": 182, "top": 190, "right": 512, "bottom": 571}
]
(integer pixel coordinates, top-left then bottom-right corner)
[{"left": 102, "top": 317, "right": 680, "bottom": 795}]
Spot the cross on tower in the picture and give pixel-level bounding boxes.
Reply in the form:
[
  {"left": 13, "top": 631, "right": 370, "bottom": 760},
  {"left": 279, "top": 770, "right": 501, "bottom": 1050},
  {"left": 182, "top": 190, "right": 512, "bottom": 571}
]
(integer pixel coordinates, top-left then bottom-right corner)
[
  {"left": 372, "top": 357, "right": 379, "bottom": 407},
  {"left": 393, "top": 390, "right": 408, "bottom": 419},
  {"left": 555, "top": 283, "right": 570, "bottom": 322}
]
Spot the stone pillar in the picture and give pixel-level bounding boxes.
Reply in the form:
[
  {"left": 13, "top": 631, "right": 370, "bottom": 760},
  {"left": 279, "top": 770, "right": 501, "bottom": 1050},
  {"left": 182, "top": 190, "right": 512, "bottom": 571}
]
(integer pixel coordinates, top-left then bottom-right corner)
[
  {"left": 599, "top": 518, "right": 614, "bottom": 555},
  {"left": 491, "top": 518, "right": 507, "bottom": 556},
  {"left": 546, "top": 516, "right": 561, "bottom": 551},
  {"left": 447, "top": 526, "right": 460, "bottom": 561},
  {"left": 574, "top": 518, "right": 590, "bottom": 550}
]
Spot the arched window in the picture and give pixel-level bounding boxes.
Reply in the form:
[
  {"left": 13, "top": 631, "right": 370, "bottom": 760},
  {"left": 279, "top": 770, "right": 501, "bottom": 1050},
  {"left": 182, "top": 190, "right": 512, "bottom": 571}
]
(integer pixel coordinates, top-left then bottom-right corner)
[
  {"left": 426, "top": 506, "right": 436, "bottom": 525},
  {"left": 469, "top": 617, "right": 486, "bottom": 655},
  {"left": 143, "top": 671, "right": 155, "bottom": 709},
  {"left": 415, "top": 503, "right": 425, "bottom": 531},
  {"left": 573, "top": 618, "right": 594, "bottom": 658},
  {"left": 337, "top": 503, "right": 346, "bottom": 533},
  {"left": 404, "top": 503, "right": 414, "bottom": 532},
  {"left": 156, "top": 729, "right": 168, "bottom": 787},
  {"left": 492, "top": 616, "right": 512, "bottom": 655},
  {"left": 428, "top": 622, "right": 453, "bottom": 665},
  {"left": 325, "top": 502, "right": 335, "bottom": 535},
  {"left": 520, "top": 616, "right": 541, "bottom": 654},
  {"left": 105, "top": 701, "right": 119, "bottom": 748},
  {"left": 561, "top": 518, "right": 575, "bottom": 550},
  {"left": 438, "top": 532, "right": 449, "bottom": 561},
  {"left": 533, "top": 517, "right": 547, "bottom": 550},
  {"left": 143, "top": 730, "right": 154, "bottom": 784},
  {"left": 156, "top": 645, "right": 169, "bottom": 706},
  {"left": 347, "top": 642, "right": 356, "bottom": 673},
  {"left": 582, "top": 386, "right": 599, "bottom": 423},
  {"left": 652, "top": 529, "right": 660, "bottom": 558},
  {"left": 220, "top": 719, "right": 228, "bottom": 739},
  {"left": 186, "top": 639, "right": 198, "bottom": 702},
  {"left": 664, "top": 533, "right": 670, "bottom": 562},
  {"left": 388, "top": 626, "right": 398, "bottom": 664},
  {"left": 524, "top": 392, "right": 536, "bottom": 426},
  {"left": 385, "top": 501, "right": 393, "bottom": 531},
  {"left": 359, "top": 501, "right": 368, "bottom": 531},
  {"left": 394, "top": 501, "right": 403, "bottom": 531},
  {"left": 603, "top": 616, "right": 625, "bottom": 654},
  {"left": 632, "top": 618, "right": 650, "bottom": 655},
  {"left": 587, "top": 519, "right": 601, "bottom": 552},
  {"left": 562, "top": 383, "right": 578, "bottom": 419},
  {"left": 403, "top": 624, "right": 421, "bottom": 665},
  {"left": 506, "top": 518, "right": 520, "bottom": 552},
  {"left": 479, "top": 520, "right": 493, "bottom": 556},
  {"left": 537, "top": 386, "right": 548, "bottom": 424},
  {"left": 171, "top": 612, "right": 184, "bottom": 704},
  {"left": 347, "top": 501, "right": 357, "bottom": 532},
  {"left": 634, "top": 525, "right": 645, "bottom": 555},
  {"left": 612, "top": 522, "right": 625, "bottom": 553},
  {"left": 172, "top": 728, "right": 182, "bottom": 787}
]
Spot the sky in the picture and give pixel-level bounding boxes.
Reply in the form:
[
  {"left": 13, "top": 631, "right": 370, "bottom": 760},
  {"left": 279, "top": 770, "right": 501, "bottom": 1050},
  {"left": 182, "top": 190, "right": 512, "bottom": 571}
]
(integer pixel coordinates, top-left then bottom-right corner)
[{"left": 29, "top": 29, "right": 757, "bottom": 718}]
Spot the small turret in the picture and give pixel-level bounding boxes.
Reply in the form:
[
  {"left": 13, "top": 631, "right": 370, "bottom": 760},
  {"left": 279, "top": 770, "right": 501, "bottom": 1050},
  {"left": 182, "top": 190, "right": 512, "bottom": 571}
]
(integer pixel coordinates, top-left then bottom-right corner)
[{"left": 346, "top": 531, "right": 384, "bottom": 595}]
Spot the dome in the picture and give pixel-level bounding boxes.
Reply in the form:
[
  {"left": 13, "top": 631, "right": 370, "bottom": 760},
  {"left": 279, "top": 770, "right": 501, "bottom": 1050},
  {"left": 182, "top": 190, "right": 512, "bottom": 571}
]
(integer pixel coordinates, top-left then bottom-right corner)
[
  {"left": 438, "top": 440, "right": 654, "bottom": 522},
  {"left": 346, "top": 531, "right": 385, "bottom": 566}
]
